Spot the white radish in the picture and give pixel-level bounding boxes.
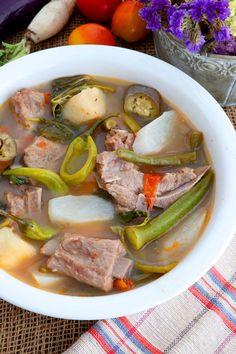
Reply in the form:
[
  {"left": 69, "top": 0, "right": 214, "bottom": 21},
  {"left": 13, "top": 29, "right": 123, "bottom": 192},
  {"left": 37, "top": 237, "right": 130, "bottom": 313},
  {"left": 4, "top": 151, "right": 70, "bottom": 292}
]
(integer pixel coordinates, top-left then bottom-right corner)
[
  {"left": 32, "top": 271, "right": 66, "bottom": 288},
  {"left": 0, "top": 227, "right": 36, "bottom": 269},
  {"left": 133, "top": 111, "right": 179, "bottom": 155},
  {"left": 153, "top": 208, "right": 208, "bottom": 264},
  {"left": 27, "top": 0, "right": 76, "bottom": 44},
  {"left": 48, "top": 195, "right": 115, "bottom": 226},
  {"left": 63, "top": 87, "right": 107, "bottom": 124}
]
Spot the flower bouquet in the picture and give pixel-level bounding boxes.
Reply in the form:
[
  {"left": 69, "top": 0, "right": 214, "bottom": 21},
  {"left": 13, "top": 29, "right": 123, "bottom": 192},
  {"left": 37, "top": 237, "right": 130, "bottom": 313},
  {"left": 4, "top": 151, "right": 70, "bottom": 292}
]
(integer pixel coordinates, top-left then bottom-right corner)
[{"left": 139, "top": 0, "right": 236, "bottom": 106}]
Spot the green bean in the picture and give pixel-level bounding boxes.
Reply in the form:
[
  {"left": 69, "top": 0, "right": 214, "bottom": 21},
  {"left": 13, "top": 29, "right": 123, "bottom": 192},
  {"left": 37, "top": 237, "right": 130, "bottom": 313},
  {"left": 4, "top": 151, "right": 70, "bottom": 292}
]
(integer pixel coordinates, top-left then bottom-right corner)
[
  {"left": 189, "top": 131, "right": 203, "bottom": 150},
  {"left": 135, "top": 262, "right": 177, "bottom": 274},
  {"left": 125, "top": 170, "right": 213, "bottom": 250},
  {"left": 122, "top": 113, "right": 141, "bottom": 133},
  {"left": 117, "top": 148, "right": 197, "bottom": 166},
  {"left": 102, "top": 118, "right": 117, "bottom": 131}
]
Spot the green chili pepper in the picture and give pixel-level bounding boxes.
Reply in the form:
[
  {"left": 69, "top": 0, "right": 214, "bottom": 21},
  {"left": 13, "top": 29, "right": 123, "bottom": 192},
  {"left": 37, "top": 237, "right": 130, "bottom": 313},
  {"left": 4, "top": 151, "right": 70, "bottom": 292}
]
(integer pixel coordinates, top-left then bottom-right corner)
[
  {"left": 117, "top": 148, "right": 197, "bottom": 166},
  {"left": 59, "top": 113, "right": 120, "bottom": 186},
  {"left": 3, "top": 168, "right": 69, "bottom": 195},
  {"left": 125, "top": 171, "right": 213, "bottom": 250},
  {"left": 189, "top": 131, "right": 203, "bottom": 150},
  {"left": 0, "top": 209, "right": 57, "bottom": 241},
  {"left": 135, "top": 262, "right": 177, "bottom": 273},
  {"left": 122, "top": 113, "right": 141, "bottom": 133},
  {"left": 60, "top": 136, "right": 97, "bottom": 186}
]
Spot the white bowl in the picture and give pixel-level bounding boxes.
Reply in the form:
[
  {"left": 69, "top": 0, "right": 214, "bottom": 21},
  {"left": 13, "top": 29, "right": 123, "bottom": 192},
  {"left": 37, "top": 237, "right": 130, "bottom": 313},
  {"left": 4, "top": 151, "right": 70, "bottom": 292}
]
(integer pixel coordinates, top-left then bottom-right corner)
[{"left": 0, "top": 46, "right": 235, "bottom": 320}]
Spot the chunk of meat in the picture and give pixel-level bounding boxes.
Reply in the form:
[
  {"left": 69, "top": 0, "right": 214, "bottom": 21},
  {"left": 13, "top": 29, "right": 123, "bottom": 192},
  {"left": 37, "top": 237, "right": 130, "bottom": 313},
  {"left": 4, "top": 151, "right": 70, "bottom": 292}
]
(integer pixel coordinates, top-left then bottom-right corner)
[
  {"left": 24, "top": 187, "right": 42, "bottom": 213},
  {"left": 105, "top": 129, "right": 135, "bottom": 151},
  {"left": 4, "top": 192, "right": 26, "bottom": 218},
  {"left": 45, "top": 232, "right": 126, "bottom": 292},
  {"left": 5, "top": 186, "right": 42, "bottom": 217},
  {"left": 96, "top": 150, "right": 210, "bottom": 212},
  {"left": 41, "top": 235, "right": 61, "bottom": 256},
  {"left": 10, "top": 88, "right": 47, "bottom": 128},
  {"left": 156, "top": 168, "right": 197, "bottom": 195},
  {"left": 96, "top": 151, "right": 146, "bottom": 212},
  {"left": 112, "top": 257, "right": 134, "bottom": 279},
  {"left": 154, "top": 166, "right": 210, "bottom": 209},
  {"left": 24, "top": 136, "right": 66, "bottom": 172}
]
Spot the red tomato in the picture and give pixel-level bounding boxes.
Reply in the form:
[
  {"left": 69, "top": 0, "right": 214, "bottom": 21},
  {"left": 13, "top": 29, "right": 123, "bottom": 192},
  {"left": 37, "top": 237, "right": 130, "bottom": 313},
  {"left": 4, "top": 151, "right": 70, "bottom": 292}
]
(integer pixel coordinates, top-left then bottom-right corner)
[
  {"left": 68, "top": 24, "right": 115, "bottom": 46},
  {"left": 112, "top": 1, "right": 148, "bottom": 42},
  {"left": 76, "top": 0, "right": 121, "bottom": 22}
]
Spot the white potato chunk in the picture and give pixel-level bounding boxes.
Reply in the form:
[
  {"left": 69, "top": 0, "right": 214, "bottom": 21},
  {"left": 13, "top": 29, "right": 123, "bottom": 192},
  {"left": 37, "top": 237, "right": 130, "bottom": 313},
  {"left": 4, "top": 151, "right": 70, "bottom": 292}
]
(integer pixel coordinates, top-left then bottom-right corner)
[
  {"left": 63, "top": 87, "right": 106, "bottom": 124},
  {"left": 32, "top": 271, "right": 66, "bottom": 288},
  {"left": 48, "top": 195, "right": 115, "bottom": 226},
  {"left": 133, "top": 110, "right": 178, "bottom": 155},
  {"left": 154, "top": 208, "right": 208, "bottom": 263},
  {"left": 0, "top": 227, "right": 37, "bottom": 270}
]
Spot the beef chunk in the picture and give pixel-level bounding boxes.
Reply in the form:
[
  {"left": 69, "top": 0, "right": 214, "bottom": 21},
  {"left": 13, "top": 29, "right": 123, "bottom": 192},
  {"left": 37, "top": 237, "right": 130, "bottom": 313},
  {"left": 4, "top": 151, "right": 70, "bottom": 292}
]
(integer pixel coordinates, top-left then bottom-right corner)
[
  {"left": 154, "top": 166, "right": 210, "bottom": 209},
  {"left": 156, "top": 168, "right": 197, "bottom": 195},
  {"left": 45, "top": 232, "right": 127, "bottom": 292},
  {"left": 5, "top": 192, "right": 26, "bottom": 218},
  {"left": 105, "top": 129, "right": 135, "bottom": 151},
  {"left": 10, "top": 88, "right": 47, "bottom": 128},
  {"left": 96, "top": 151, "right": 147, "bottom": 212},
  {"left": 5, "top": 186, "right": 42, "bottom": 217},
  {"left": 112, "top": 257, "right": 133, "bottom": 279},
  {"left": 24, "top": 136, "right": 66, "bottom": 172},
  {"left": 96, "top": 151, "right": 210, "bottom": 211}
]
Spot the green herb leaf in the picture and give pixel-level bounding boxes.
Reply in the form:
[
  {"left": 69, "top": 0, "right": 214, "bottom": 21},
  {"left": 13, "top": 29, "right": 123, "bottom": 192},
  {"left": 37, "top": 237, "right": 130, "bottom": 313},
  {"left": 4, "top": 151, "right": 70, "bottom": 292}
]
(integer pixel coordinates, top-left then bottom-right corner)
[
  {"left": 9, "top": 176, "right": 30, "bottom": 186},
  {"left": 0, "top": 39, "right": 30, "bottom": 67},
  {"left": 119, "top": 210, "right": 149, "bottom": 223}
]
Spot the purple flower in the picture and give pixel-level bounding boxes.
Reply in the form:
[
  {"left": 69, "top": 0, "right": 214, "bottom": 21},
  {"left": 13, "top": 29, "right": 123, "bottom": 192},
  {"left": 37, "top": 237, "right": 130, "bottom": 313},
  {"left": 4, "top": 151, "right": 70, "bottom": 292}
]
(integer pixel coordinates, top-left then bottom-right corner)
[
  {"left": 214, "top": 36, "right": 236, "bottom": 55},
  {"left": 168, "top": 9, "right": 186, "bottom": 39},
  {"left": 140, "top": 0, "right": 233, "bottom": 54},
  {"left": 183, "top": 31, "right": 205, "bottom": 53},
  {"left": 140, "top": 7, "right": 162, "bottom": 30}
]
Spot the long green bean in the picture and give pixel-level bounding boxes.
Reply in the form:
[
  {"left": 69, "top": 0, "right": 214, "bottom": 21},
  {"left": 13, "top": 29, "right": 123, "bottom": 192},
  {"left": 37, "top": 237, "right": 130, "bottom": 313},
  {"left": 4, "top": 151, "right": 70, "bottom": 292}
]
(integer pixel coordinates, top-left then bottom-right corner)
[
  {"left": 135, "top": 262, "right": 177, "bottom": 274},
  {"left": 125, "top": 170, "right": 213, "bottom": 250},
  {"left": 117, "top": 148, "right": 197, "bottom": 166}
]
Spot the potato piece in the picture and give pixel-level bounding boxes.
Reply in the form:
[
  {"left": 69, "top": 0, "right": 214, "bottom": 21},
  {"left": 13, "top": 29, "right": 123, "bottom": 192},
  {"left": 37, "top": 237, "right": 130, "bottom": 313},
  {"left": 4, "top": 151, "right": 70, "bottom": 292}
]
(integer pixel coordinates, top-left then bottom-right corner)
[
  {"left": 48, "top": 195, "right": 115, "bottom": 226},
  {"left": 63, "top": 87, "right": 106, "bottom": 124},
  {"left": 0, "top": 227, "right": 37, "bottom": 269},
  {"left": 133, "top": 111, "right": 179, "bottom": 155},
  {"left": 32, "top": 271, "right": 66, "bottom": 288}
]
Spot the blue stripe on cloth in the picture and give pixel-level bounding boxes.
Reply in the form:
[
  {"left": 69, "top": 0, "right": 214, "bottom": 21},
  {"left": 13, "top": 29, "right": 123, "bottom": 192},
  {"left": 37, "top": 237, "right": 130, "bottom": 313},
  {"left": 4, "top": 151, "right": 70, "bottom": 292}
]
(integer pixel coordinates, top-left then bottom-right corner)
[
  {"left": 194, "top": 283, "right": 236, "bottom": 325},
  {"left": 93, "top": 322, "right": 126, "bottom": 354},
  {"left": 208, "top": 271, "right": 236, "bottom": 303},
  {"left": 112, "top": 318, "right": 153, "bottom": 354}
]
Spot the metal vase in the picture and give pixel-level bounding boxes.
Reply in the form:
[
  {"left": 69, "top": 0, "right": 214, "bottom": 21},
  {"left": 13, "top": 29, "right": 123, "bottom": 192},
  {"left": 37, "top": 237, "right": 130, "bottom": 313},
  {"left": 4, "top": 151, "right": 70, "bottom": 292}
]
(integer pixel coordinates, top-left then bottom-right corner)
[{"left": 154, "top": 31, "right": 236, "bottom": 107}]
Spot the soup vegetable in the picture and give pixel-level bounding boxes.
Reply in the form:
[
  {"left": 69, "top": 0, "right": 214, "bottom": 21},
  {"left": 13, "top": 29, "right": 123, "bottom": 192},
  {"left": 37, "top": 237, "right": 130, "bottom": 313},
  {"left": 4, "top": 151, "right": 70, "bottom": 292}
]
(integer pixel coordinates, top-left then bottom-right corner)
[{"left": 0, "top": 75, "right": 214, "bottom": 295}]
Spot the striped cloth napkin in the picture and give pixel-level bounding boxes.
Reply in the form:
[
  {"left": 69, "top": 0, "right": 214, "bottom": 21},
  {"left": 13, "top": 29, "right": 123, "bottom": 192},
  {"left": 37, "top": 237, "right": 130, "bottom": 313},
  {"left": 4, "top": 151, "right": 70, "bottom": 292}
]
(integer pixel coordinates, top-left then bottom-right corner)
[{"left": 64, "top": 235, "right": 236, "bottom": 354}]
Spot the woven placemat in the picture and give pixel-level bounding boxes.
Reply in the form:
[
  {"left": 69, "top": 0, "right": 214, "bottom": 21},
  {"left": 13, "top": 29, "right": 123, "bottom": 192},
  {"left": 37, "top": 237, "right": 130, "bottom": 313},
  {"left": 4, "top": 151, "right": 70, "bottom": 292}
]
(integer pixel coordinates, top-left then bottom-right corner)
[{"left": 0, "top": 8, "right": 235, "bottom": 354}]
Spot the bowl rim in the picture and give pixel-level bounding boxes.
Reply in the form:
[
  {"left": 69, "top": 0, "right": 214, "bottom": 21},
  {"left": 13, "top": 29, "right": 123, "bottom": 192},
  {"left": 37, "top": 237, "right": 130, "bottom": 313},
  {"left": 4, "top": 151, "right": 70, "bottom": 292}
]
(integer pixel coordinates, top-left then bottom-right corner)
[{"left": 0, "top": 45, "right": 235, "bottom": 320}]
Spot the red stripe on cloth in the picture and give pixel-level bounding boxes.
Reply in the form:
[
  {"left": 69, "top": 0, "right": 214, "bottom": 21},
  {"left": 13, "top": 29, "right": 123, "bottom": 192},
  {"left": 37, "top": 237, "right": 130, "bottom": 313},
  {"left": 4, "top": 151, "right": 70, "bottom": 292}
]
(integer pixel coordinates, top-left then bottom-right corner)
[
  {"left": 211, "top": 267, "right": 236, "bottom": 295},
  {"left": 119, "top": 316, "right": 163, "bottom": 354},
  {"left": 103, "top": 320, "right": 137, "bottom": 354},
  {"left": 202, "top": 277, "right": 236, "bottom": 312},
  {"left": 190, "top": 285, "right": 236, "bottom": 332},
  {"left": 89, "top": 327, "right": 113, "bottom": 352}
]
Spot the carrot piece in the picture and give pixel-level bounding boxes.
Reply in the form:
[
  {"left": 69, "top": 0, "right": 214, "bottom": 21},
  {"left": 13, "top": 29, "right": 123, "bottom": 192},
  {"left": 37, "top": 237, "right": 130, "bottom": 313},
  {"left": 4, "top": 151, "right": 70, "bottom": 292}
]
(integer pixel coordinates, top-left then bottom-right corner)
[
  {"left": 164, "top": 240, "right": 180, "bottom": 251},
  {"left": 0, "top": 125, "right": 10, "bottom": 133},
  {"left": 144, "top": 173, "right": 163, "bottom": 210},
  {"left": 36, "top": 140, "right": 49, "bottom": 149},
  {"left": 113, "top": 278, "right": 134, "bottom": 292},
  {"left": 44, "top": 92, "right": 51, "bottom": 104}
]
